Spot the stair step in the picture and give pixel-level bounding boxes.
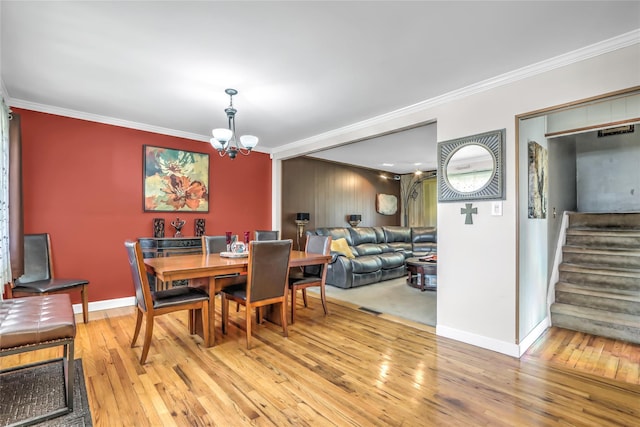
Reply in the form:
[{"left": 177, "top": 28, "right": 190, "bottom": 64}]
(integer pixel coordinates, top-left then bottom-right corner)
[
  {"left": 562, "top": 246, "right": 640, "bottom": 269},
  {"left": 565, "top": 229, "right": 640, "bottom": 249},
  {"left": 558, "top": 263, "right": 640, "bottom": 292},
  {"left": 555, "top": 282, "right": 640, "bottom": 315},
  {"left": 550, "top": 303, "right": 640, "bottom": 344},
  {"left": 569, "top": 212, "right": 640, "bottom": 230}
]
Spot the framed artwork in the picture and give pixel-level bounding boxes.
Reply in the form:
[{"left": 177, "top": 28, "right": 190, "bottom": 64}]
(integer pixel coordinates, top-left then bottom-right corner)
[
  {"left": 143, "top": 145, "right": 209, "bottom": 212},
  {"left": 528, "top": 141, "right": 548, "bottom": 219},
  {"left": 376, "top": 193, "right": 398, "bottom": 215}
]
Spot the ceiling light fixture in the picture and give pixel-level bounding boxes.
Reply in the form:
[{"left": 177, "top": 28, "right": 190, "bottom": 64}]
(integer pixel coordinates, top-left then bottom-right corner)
[{"left": 210, "top": 88, "right": 258, "bottom": 159}]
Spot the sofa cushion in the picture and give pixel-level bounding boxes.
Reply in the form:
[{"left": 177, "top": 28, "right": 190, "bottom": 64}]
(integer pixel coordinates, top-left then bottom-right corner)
[
  {"left": 349, "top": 227, "right": 378, "bottom": 246},
  {"left": 372, "top": 227, "right": 386, "bottom": 243},
  {"left": 352, "top": 243, "right": 383, "bottom": 256},
  {"left": 383, "top": 226, "right": 411, "bottom": 243},
  {"left": 411, "top": 227, "right": 437, "bottom": 243},
  {"left": 378, "top": 252, "right": 406, "bottom": 269},
  {"left": 331, "top": 238, "right": 355, "bottom": 258},
  {"left": 315, "top": 227, "right": 353, "bottom": 246},
  {"left": 350, "top": 255, "right": 382, "bottom": 274},
  {"left": 412, "top": 226, "right": 437, "bottom": 254}
]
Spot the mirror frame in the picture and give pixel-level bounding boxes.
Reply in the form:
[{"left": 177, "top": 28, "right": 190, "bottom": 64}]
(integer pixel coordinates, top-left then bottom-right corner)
[{"left": 437, "top": 128, "right": 505, "bottom": 202}]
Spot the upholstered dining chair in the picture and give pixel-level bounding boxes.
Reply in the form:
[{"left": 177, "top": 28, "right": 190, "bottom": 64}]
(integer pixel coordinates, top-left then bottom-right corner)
[
  {"left": 124, "top": 240, "right": 210, "bottom": 364},
  {"left": 9, "top": 233, "right": 90, "bottom": 323},
  {"left": 201, "top": 235, "right": 228, "bottom": 254},
  {"left": 220, "top": 239, "right": 292, "bottom": 349},
  {"left": 255, "top": 230, "right": 280, "bottom": 241},
  {"left": 201, "top": 234, "right": 246, "bottom": 311},
  {"left": 288, "top": 235, "right": 332, "bottom": 323}
]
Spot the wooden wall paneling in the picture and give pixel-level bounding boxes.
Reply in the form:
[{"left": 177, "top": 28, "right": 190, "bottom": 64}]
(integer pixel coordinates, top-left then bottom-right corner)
[{"left": 282, "top": 157, "right": 401, "bottom": 234}]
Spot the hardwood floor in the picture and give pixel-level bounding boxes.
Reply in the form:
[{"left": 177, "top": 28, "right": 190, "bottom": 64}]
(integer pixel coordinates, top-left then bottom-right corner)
[{"left": 2, "top": 295, "right": 639, "bottom": 426}]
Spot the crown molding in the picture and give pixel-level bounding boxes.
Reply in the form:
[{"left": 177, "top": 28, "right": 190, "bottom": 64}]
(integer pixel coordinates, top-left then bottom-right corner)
[
  {"left": 4, "top": 29, "right": 638, "bottom": 159},
  {"left": 271, "top": 29, "right": 640, "bottom": 159},
  {"left": 5, "top": 97, "right": 270, "bottom": 154}
]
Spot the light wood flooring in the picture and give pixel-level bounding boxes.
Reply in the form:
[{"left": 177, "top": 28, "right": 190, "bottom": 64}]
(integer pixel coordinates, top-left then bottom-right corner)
[{"left": 2, "top": 295, "right": 639, "bottom": 426}]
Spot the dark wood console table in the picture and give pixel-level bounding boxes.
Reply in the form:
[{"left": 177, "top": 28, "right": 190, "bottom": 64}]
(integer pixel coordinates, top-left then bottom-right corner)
[{"left": 138, "top": 237, "right": 202, "bottom": 289}]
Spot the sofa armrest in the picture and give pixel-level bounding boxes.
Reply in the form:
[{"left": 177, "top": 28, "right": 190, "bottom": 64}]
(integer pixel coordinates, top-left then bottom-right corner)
[{"left": 325, "top": 254, "right": 354, "bottom": 288}]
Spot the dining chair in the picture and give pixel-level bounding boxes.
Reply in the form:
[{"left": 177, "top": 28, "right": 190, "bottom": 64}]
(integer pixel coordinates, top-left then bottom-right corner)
[
  {"left": 288, "top": 235, "right": 332, "bottom": 323},
  {"left": 255, "top": 230, "right": 280, "bottom": 241},
  {"left": 201, "top": 234, "right": 246, "bottom": 312},
  {"left": 8, "top": 233, "right": 90, "bottom": 323},
  {"left": 124, "top": 240, "right": 210, "bottom": 364},
  {"left": 220, "top": 239, "right": 292, "bottom": 349},
  {"left": 201, "top": 235, "right": 227, "bottom": 254}
]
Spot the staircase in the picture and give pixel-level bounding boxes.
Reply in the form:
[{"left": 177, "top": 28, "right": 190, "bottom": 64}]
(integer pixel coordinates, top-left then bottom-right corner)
[{"left": 550, "top": 212, "right": 640, "bottom": 344}]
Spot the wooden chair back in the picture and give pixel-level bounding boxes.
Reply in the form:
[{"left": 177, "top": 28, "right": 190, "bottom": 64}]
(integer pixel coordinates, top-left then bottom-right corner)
[
  {"left": 124, "top": 240, "right": 152, "bottom": 313},
  {"left": 246, "top": 240, "right": 292, "bottom": 303}
]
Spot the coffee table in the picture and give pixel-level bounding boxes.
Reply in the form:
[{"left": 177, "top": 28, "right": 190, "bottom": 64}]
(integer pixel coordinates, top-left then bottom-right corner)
[{"left": 406, "top": 257, "right": 437, "bottom": 291}]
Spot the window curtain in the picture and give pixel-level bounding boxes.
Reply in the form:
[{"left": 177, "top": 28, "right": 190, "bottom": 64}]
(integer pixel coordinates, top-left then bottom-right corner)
[
  {"left": 9, "top": 111, "right": 23, "bottom": 283},
  {"left": 0, "top": 98, "right": 11, "bottom": 298},
  {"left": 0, "top": 99, "right": 23, "bottom": 301},
  {"left": 401, "top": 175, "right": 437, "bottom": 227}
]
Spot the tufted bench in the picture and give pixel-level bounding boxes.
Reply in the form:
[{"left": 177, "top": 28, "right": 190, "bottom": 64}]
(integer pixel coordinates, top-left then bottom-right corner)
[{"left": 0, "top": 294, "right": 76, "bottom": 426}]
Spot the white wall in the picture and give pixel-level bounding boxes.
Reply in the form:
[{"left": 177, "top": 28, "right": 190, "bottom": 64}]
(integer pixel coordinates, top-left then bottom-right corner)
[
  {"left": 576, "top": 130, "right": 640, "bottom": 212},
  {"left": 273, "top": 42, "right": 640, "bottom": 356},
  {"left": 518, "top": 117, "right": 549, "bottom": 341}
]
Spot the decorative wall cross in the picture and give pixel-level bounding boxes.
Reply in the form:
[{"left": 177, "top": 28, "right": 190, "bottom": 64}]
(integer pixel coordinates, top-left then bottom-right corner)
[{"left": 461, "top": 203, "right": 477, "bottom": 224}]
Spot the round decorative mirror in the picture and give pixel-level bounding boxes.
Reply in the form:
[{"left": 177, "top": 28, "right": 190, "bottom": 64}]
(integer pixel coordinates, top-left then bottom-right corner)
[
  {"left": 437, "top": 129, "right": 505, "bottom": 202},
  {"left": 445, "top": 144, "right": 494, "bottom": 193}
]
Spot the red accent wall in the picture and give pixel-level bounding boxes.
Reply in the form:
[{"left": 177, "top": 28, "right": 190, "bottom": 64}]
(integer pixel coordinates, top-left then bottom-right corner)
[{"left": 16, "top": 108, "right": 272, "bottom": 304}]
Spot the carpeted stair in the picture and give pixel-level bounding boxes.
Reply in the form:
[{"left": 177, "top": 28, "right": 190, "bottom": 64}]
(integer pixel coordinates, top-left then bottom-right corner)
[{"left": 551, "top": 212, "right": 640, "bottom": 344}]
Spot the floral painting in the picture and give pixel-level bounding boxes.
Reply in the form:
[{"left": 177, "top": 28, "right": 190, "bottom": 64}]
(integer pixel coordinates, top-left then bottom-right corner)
[{"left": 143, "top": 145, "right": 209, "bottom": 212}]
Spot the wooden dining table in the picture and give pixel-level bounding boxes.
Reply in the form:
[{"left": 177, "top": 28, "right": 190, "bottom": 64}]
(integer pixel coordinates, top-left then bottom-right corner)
[{"left": 143, "top": 250, "right": 331, "bottom": 347}]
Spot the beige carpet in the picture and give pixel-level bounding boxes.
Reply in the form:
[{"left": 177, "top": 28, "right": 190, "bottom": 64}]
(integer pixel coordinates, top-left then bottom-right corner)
[{"left": 308, "top": 276, "right": 436, "bottom": 326}]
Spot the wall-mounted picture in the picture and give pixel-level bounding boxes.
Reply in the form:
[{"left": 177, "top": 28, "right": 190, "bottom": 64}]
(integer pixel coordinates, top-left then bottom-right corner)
[
  {"left": 376, "top": 193, "right": 398, "bottom": 215},
  {"left": 528, "top": 141, "right": 548, "bottom": 219},
  {"left": 143, "top": 145, "right": 209, "bottom": 212}
]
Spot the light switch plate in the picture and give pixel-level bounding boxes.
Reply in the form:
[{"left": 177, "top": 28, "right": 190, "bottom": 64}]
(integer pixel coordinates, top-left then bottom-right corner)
[{"left": 491, "top": 201, "right": 503, "bottom": 216}]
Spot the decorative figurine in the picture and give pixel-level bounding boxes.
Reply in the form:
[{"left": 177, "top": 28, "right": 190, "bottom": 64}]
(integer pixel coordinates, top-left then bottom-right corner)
[
  {"left": 195, "top": 218, "right": 206, "bottom": 237},
  {"left": 171, "top": 217, "right": 186, "bottom": 237},
  {"left": 153, "top": 218, "right": 165, "bottom": 238}
]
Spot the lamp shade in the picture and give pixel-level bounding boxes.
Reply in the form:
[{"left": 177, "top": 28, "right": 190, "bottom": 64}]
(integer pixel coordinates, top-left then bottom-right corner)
[
  {"left": 212, "top": 128, "right": 233, "bottom": 143},
  {"left": 240, "top": 135, "right": 259, "bottom": 149},
  {"left": 209, "top": 138, "right": 224, "bottom": 150},
  {"left": 296, "top": 212, "right": 310, "bottom": 221},
  {"left": 348, "top": 214, "right": 361, "bottom": 221}
]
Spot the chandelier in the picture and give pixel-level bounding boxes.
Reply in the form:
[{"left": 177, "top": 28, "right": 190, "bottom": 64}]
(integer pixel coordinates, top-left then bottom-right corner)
[{"left": 210, "top": 88, "right": 258, "bottom": 159}]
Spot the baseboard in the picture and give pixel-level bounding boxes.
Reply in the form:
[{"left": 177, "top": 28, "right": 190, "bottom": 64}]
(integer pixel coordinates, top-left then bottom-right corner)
[
  {"left": 436, "top": 324, "right": 521, "bottom": 358},
  {"left": 73, "top": 296, "right": 135, "bottom": 314},
  {"left": 517, "top": 317, "right": 550, "bottom": 357}
]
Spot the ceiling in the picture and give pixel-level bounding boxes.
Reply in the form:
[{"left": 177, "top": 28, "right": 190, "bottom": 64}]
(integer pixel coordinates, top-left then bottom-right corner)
[{"left": 2, "top": 1, "right": 639, "bottom": 174}]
